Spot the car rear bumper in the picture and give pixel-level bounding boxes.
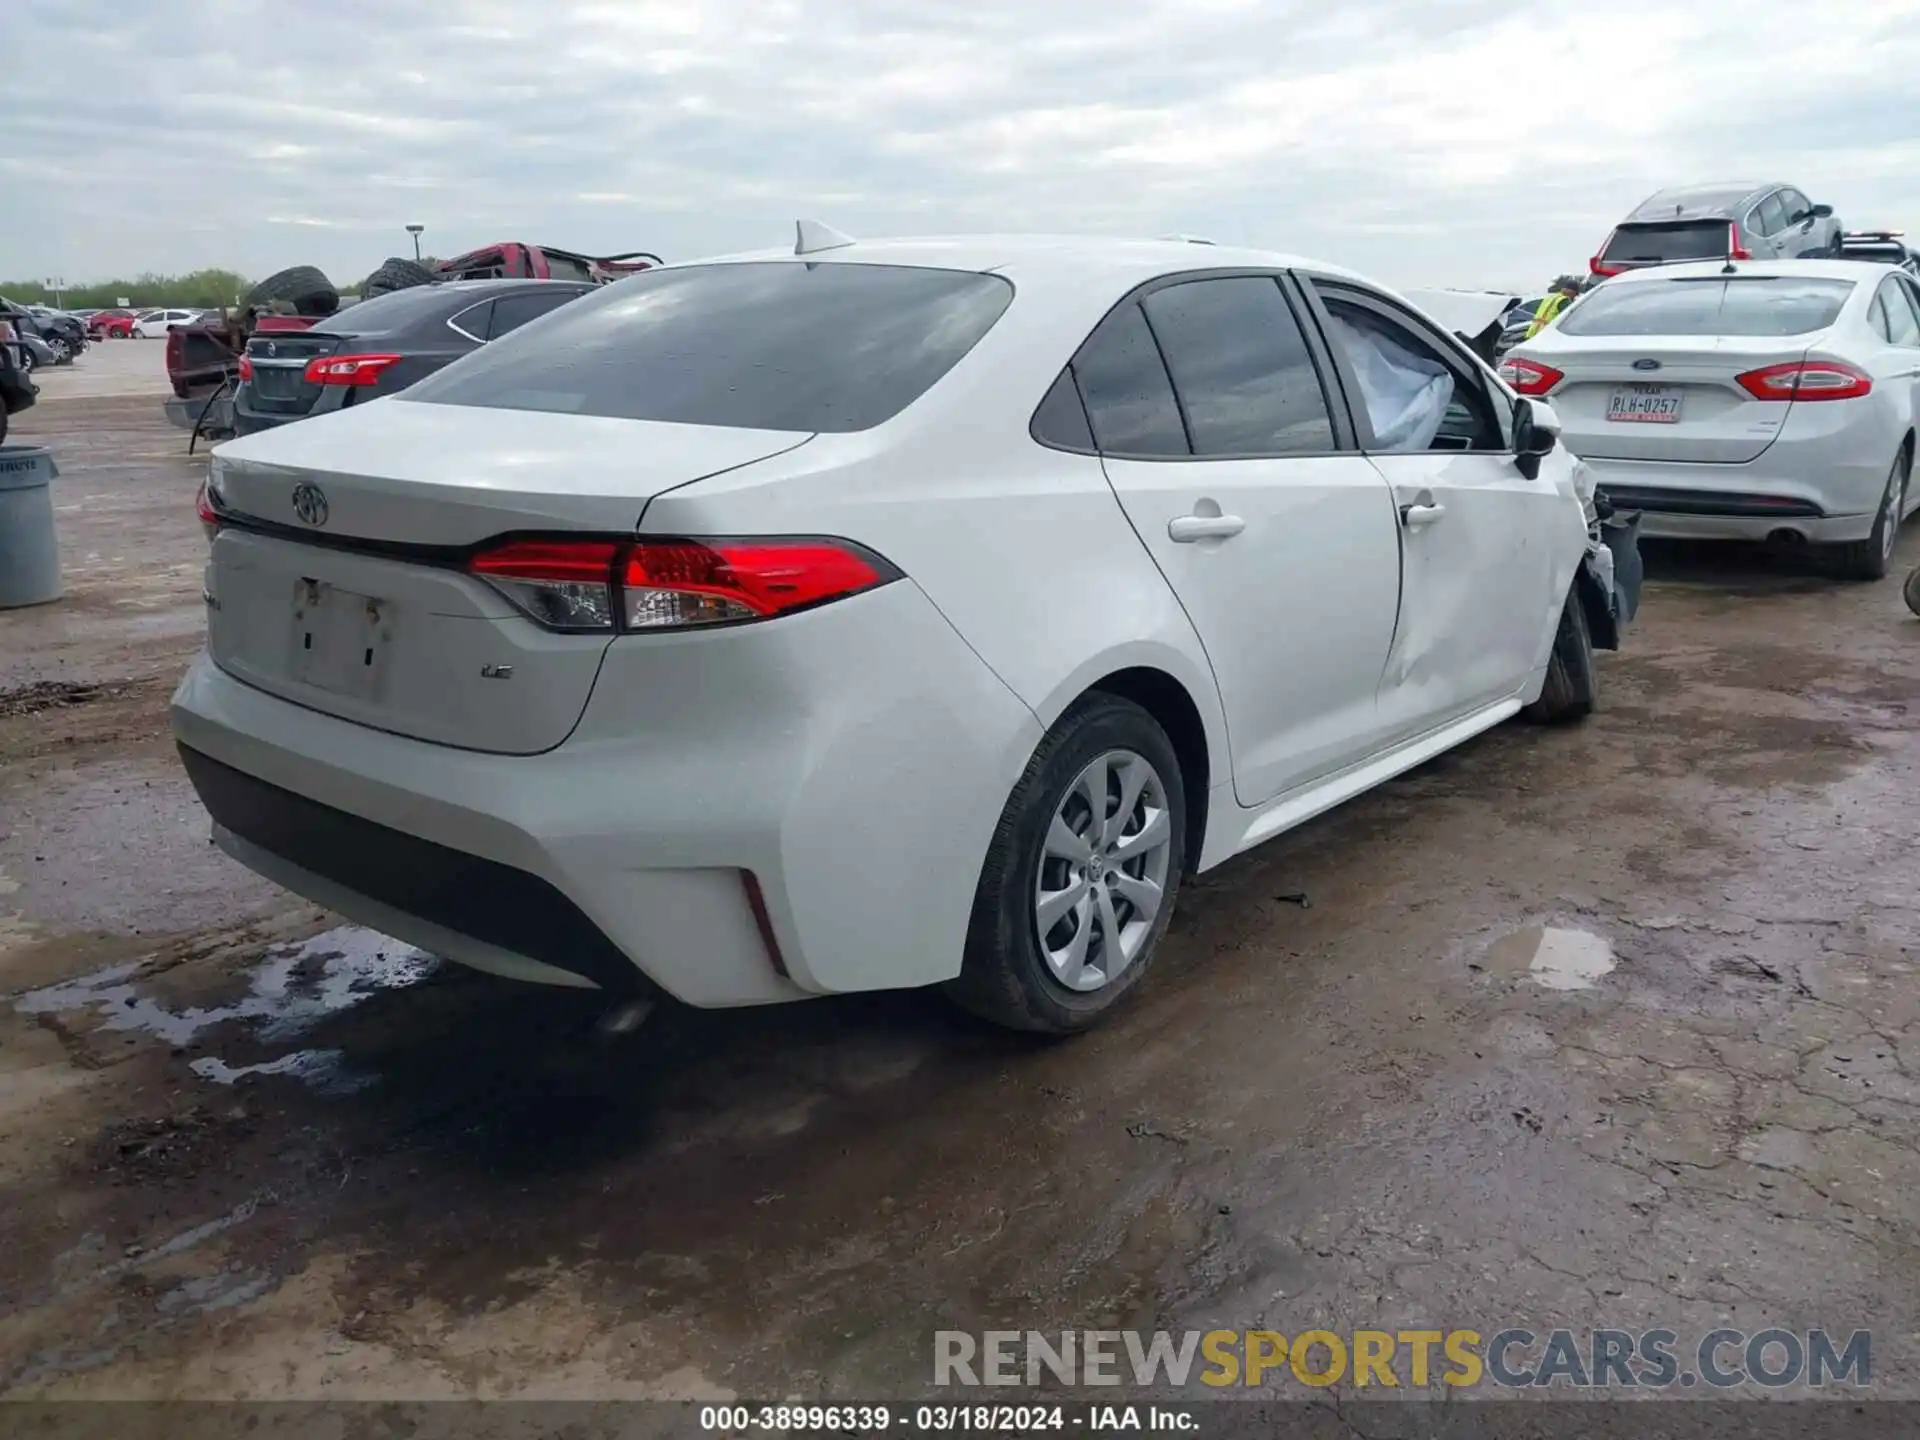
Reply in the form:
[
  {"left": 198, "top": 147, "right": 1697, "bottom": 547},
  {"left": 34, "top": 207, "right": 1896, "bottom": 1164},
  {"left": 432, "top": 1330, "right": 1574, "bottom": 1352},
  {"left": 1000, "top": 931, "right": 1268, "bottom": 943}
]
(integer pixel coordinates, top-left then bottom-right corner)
[
  {"left": 164, "top": 394, "right": 233, "bottom": 433},
  {"left": 169, "top": 580, "right": 1042, "bottom": 1007},
  {"left": 1577, "top": 452, "right": 1887, "bottom": 543}
]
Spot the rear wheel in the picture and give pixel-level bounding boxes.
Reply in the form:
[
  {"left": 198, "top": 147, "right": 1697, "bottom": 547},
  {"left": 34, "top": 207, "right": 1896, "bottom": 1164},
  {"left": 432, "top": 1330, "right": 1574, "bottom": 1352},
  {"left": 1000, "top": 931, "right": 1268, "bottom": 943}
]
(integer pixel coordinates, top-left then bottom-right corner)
[
  {"left": 1524, "top": 587, "right": 1597, "bottom": 724},
  {"left": 944, "top": 694, "right": 1187, "bottom": 1034},
  {"left": 1831, "top": 446, "right": 1910, "bottom": 582}
]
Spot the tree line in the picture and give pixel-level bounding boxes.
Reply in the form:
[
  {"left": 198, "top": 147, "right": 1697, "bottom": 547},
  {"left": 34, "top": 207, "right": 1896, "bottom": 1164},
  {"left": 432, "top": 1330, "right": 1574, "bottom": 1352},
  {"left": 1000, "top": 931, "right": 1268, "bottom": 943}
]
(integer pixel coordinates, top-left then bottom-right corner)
[{"left": 0, "top": 269, "right": 253, "bottom": 310}]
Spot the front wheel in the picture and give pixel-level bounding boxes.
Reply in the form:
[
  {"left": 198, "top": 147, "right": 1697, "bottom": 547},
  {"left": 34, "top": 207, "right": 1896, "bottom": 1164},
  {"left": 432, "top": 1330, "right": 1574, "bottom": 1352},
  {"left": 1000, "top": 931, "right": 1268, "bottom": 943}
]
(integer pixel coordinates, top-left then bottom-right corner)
[
  {"left": 944, "top": 693, "right": 1187, "bottom": 1034},
  {"left": 1524, "top": 587, "right": 1597, "bottom": 723}
]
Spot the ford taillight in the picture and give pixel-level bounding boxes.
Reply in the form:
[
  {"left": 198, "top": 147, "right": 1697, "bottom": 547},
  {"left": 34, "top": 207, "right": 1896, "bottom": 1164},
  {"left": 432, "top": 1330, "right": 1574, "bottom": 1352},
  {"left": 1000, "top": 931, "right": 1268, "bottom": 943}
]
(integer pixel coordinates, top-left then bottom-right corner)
[
  {"left": 1498, "top": 357, "right": 1564, "bottom": 396},
  {"left": 1736, "top": 360, "right": 1872, "bottom": 402},
  {"left": 466, "top": 536, "right": 899, "bottom": 633}
]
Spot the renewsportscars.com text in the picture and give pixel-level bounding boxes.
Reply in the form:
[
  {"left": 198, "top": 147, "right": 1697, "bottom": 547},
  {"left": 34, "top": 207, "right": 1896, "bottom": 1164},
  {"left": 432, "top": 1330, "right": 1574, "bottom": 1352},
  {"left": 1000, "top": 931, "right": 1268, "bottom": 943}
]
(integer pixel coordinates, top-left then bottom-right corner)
[{"left": 934, "top": 1328, "right": 1871, "bottom": 1390}]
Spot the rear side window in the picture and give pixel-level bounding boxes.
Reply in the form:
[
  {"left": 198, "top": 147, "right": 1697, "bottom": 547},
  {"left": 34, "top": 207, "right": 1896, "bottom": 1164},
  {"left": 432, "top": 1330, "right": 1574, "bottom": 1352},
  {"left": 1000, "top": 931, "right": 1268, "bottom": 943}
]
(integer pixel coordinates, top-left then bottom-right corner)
[
  {"left": 1602, "top": 223, "right": 1734, "bottom": 265},
  {"left": 1072, "top": 303, "right": 1188, "bottom": 457},
  {"left": 1557, "top": 278, "right": 1853, "bottom": 338},
  {"left": 405, "top": 262, "right": 1013, "bottom": 433},
  {"left": 1880, "top": 281, "right": 1920, "bottom": 346},
  {"left": 1140, "top": 277, "right": 1335, "bottom": 456},
  {"left": 1755, "top": 194, "right": 1788, "bottom": 236},
  {"left": 487, "top": 288, "right": 586, "bottom": 340}
]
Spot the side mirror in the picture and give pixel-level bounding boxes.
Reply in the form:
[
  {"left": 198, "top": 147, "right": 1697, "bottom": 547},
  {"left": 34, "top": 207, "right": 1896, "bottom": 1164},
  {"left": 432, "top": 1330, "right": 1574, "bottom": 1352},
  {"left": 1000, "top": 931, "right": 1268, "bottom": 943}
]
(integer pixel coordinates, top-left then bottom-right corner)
[
  {"left": 1513, "top": 397, "right": 1559, "bottom": 479},
  {"left": 1812, "top": 202, "right": 1834, "bottom": 219}
]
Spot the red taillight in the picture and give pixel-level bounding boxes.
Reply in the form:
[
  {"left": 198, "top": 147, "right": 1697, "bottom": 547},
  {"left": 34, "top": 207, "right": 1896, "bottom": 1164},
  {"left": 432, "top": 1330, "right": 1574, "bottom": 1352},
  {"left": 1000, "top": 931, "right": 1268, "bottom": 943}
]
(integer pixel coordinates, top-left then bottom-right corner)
[
  {"left": 465, "top": 536, "right": 896, "bottom": 633},
  {"left": 237, "top": 354, "right": 254, "bottom": 381},
  {"left": 194, "top": 479, "right": 222, "bottom": 538},
  {"left": 1728, "top": 222, "right": 1752, "bottom": 262},
  {"left": 622, "top": 539, "right": 888, "bottom": 628},
  {"left": 1736, "top": 360, "right": 1872, "bottom": 402},
  {"left": 303, "top": 353, "right": 401, "bottom": 386},
  {"left": 1498, "top": 357, "right": 1564, "bottom": 396},
  {"left": 1590, "top": 231, "right": 1622, "bottom": 277},
  {"left": 469, "top": 538, "right": 624, "bottom": 631}
]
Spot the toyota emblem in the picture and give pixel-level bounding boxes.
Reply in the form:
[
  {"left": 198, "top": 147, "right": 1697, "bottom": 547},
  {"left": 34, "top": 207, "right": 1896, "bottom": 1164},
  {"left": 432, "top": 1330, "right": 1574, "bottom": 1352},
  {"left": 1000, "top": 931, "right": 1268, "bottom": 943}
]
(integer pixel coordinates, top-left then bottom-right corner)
[{"left": 291, "top": 482, "right": 329, "bottom": 527}]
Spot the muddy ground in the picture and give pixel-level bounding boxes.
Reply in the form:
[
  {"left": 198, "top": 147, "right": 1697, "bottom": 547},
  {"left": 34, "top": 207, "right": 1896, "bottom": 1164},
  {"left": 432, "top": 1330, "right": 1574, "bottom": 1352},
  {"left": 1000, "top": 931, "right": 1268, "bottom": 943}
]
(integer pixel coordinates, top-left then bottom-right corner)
[{"left": 3, "top": 342, "right": 1919, "bottom": 1406}]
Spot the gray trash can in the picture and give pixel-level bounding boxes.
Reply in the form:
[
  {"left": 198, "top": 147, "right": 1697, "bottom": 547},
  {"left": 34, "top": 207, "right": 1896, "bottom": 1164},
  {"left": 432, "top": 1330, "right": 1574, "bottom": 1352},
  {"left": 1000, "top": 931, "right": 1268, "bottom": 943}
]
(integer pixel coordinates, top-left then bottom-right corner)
[{"left": 0, "top": 445, "right": 61, "bottom": 608}]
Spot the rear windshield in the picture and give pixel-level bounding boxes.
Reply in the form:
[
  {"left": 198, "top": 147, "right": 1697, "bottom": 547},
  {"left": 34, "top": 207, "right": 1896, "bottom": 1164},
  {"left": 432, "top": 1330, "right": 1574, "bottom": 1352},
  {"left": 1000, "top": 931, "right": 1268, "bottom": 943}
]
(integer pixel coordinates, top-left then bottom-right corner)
[
  {"left": 310, "top": 286, "right": 465, "bottom": 335},
  {"left": 1558, "top": 277, "right": 1854, "bottom": 338},
  {"left": 1602, "top": 222, "right": 1735, "bottom": 265},
  {"left": 404, "top": 262, "right": 1015, "bottom": 432}
]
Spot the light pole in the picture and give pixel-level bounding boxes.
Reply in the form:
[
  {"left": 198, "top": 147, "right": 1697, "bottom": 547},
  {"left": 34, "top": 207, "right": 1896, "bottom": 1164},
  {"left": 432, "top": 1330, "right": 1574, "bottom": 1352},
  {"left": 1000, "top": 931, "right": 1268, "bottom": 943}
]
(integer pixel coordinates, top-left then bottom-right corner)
[{"left": 406, "top": 224, "right": 425, "bottom": 261}]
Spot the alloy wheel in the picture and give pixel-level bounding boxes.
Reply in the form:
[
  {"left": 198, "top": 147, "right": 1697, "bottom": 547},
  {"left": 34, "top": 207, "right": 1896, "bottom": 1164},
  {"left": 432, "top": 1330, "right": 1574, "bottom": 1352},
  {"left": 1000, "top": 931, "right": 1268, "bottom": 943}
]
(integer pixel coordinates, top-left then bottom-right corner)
[{"left": 1033, "top": 749, "right": 1174, "bottom": 992}]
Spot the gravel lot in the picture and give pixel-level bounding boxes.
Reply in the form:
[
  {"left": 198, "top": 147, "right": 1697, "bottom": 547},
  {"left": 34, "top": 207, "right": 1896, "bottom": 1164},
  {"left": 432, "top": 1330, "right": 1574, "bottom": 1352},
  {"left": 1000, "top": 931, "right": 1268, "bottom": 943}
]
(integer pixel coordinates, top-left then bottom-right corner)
[{"left": 3, "top": 338, "right": 1920, "bottom": 1406}]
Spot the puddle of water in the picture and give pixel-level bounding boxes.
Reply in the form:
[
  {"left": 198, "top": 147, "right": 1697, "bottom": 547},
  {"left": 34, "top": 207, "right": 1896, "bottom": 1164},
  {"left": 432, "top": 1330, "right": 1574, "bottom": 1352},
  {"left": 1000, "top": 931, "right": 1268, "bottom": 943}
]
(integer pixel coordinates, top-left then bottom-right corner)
[
  {"left": 157, "top": 1269, "right": 274, "bottom": 1316},
  {"left": 1483, "top": 925, "right": 1616, "bottom": 991},
  {"left": 14, "top": 926, "right": 437, "bottom": 1087},
  {"left": 190, "top": 1048, "right": 372, "bottom": 1095}
]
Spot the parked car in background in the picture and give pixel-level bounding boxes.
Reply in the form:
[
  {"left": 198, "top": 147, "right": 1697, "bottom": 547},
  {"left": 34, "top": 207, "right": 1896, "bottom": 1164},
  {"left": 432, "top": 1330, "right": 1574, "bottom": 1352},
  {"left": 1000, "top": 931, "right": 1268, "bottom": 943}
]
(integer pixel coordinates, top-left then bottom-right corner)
[
  {"left": 1835, "top": 231, "right": 1920, "bottom": 278},
  {"left": 1590, "top": 184, "right": 1843, "bottom": 278},
  {"left": 232, "top": 278, "right": 596, "bottom": 436},
  {"left": 134, "top": 309, "right": 202, "bottom": 339},
  {"left": 89, "top": 309, "right": 138, "bottom": 339},
  {"left": 175, "top": 233, "right": 1632, "bottom": 1035},
  {"left": 1501, "top": 259, "right": 1920, "bottom": 579},
  {"left": 0, "top": 319, "right": 38, "bottom": 444},
  {"left": 0, "top": 299, "right": 85, "bottom": 364}
]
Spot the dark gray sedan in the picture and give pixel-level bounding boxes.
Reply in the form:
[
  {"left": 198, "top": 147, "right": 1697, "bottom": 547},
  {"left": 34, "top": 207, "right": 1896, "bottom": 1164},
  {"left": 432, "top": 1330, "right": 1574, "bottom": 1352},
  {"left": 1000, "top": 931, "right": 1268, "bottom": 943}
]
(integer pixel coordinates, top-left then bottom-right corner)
[{"left": 231, "top": 278, "right": 594, "bottom": 437}]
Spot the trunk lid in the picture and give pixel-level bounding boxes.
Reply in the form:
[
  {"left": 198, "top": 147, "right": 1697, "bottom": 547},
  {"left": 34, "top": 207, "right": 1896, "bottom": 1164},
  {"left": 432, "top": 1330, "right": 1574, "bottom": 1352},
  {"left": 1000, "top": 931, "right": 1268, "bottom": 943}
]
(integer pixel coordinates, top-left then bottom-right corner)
[
  {"left": 242, "top": 331, "right": 344, "bottom": 420},
  {"left": 204, "top": 399, "right": 812, "bottom": 752},
  {"left": 1520, "top": 334, "right": 1811, "bottom": 463}
]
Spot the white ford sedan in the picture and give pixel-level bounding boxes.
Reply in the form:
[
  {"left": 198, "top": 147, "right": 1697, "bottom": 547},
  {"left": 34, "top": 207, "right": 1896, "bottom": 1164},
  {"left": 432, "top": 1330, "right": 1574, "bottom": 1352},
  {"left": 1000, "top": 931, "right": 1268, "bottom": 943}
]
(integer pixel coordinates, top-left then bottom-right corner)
[
  {"left": 173, "top": 232, "right": 1631, "bottom": 1032},
  {"left": 1501, "top": 259, "right": 1920, "bottom": 578}
]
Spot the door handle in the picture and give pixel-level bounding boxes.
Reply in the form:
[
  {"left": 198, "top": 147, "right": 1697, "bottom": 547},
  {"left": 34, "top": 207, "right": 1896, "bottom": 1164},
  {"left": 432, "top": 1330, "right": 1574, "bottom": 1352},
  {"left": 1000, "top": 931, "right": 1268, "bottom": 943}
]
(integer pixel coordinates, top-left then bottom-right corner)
[
  {"left": 1400, "top": 502, "right": 1446, "bottom": 529},
  {"left": 1168, "top": 514, "right": 1246, "bottom": 542}
]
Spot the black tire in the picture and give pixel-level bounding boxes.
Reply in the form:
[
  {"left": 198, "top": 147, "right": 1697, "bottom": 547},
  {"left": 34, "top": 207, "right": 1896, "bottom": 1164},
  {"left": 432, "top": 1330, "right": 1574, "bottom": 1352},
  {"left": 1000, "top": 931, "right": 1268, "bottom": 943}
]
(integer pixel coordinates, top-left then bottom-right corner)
[
  {"left": 1904, "top": 564, "right": 1920, "bottom": 617},
  {"left": 943, "top": 693, "right": 1187, "bottom": 1035},
  {"left": 0, "top": 406, "right": 8, "bottom": 445},
  {"left": 48, "top": 337, "right": 71, "bottom": 365},
  {"left": 361, "top": 257, "right": 438, "bottom": 298},
  {"left": 18, "top": 347, "right": 35, "bottom": 375},
  {"left": 1524, "top": 588, "right": 1597, "bottom": 723},
  {"left": 1830, "top": 446, "right": 1910, "bottom": 582},
  {"left": 246, "top": 265, "right": 339, "bottom": 317}
]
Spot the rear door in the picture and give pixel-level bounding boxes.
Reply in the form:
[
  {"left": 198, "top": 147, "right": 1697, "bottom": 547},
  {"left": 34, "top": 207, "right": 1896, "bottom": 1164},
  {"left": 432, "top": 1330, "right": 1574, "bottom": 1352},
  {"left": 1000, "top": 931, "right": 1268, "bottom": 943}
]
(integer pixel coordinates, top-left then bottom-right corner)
[
  {"left": 1874, "top": 277, "right": 1920, "bottom": 445},
  {"left": 1082, "top": 274, "right": 1403, "bottom": 805},
  {"left": 1754, "top": 192, "right": 1793, "bottom": 260},
  {"left": 1303, "top": 279, "right": 1564, "bottom": 736}
]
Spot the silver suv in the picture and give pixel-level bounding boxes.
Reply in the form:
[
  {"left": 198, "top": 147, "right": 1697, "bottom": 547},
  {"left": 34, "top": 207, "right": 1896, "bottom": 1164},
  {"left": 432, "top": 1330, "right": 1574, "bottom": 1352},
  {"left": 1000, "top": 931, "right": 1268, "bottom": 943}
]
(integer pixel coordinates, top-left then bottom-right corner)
[{"left": 1590, "top": 182, "right": 1843, "bottom": 278}]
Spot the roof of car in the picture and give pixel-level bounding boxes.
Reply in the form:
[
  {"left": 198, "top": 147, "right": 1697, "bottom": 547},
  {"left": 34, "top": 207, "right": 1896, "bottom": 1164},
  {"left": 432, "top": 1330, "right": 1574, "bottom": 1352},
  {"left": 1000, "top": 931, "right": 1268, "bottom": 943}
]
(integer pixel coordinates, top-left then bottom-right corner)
[
  {"left": 1626, "top": 183, "right": 1777, "bottom": 222},
  {"left": 664, "top": 233, "right": 1374, "bottom": 288},
  {"left": 1597, "top": 258, "right": 1895, "bottom": 284}
]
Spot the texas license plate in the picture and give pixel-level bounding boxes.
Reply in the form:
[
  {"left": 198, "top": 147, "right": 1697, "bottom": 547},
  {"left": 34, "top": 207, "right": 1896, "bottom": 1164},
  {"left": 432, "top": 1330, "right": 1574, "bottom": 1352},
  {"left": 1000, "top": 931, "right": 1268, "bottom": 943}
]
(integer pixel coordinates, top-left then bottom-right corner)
[
  {"left": 1607, "top": 384, "right": 1682, "bottom": 424},
  {"left": 287, "top": 580, "right": 391, "bottom": 700}
]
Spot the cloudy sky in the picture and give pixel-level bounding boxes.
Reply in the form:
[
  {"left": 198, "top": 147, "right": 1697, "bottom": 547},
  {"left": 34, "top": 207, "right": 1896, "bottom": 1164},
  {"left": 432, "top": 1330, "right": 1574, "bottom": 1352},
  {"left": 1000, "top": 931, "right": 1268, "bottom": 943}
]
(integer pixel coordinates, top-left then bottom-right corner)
[{"left": 4, "top": 0, "right": 1919, "bottom": 294}]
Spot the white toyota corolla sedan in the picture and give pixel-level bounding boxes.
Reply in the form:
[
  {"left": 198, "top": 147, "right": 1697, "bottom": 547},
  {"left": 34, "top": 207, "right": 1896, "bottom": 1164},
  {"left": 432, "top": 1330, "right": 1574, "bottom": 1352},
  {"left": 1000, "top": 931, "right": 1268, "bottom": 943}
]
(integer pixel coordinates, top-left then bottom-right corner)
[
  {"left": 173, "top": 231, "right": 1632, "bottom": 1033},
  {"left": 1501, "top": 259, "right": 1920, "bottom": 579}
]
